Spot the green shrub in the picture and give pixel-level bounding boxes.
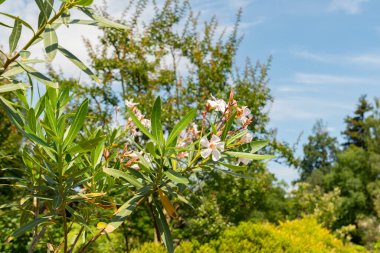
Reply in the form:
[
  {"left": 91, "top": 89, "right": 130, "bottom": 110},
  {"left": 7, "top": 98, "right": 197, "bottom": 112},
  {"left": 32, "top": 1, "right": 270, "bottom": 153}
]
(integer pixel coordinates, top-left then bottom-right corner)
[{"left": 132, "top": 217, "right": 367, "bottom": 253}]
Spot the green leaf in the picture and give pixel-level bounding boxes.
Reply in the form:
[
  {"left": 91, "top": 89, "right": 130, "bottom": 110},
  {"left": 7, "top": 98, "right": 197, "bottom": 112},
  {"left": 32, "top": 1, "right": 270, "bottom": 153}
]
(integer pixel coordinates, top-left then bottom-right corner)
[
  {"left": 219, "top": 162, "right": 247, "bottom": 172},
  {"left": 1, "top": 66, "right": 24, "bottom": 77},
  {"left": 164, "top": 169, "right": 189, "bottom": 185},
  {"left": 12, "top": 216, "right": 51, "bottom": 238},
  {"left": 26, "top": 108, "right": 37, "bottom": 133},
  {"left": 0, "top": 83, "right": 29, "bottom": 93},
  {"left": 221, "top": 111, "right": 237, "bottom": 140},
  {"left": 43, "top": 24, "right": 58, "bottom": 61},
  {"left": 166, "top": 109, "right": 196, "bottom": 147},
  {"left": 105, "top": 190, "right": 147, "bottom": 233},
  {"left": 218, "top": 169, "right": 254, "bottom": 179},
  {"left": 76, "top": 0, "right": 93, "bottom": 6},
  {"left": 0, "top": 1, "right": 6, "bottom": 5},
  {"left": 0, "top": 21, "right": 12, "bottom": 28},
  {"left": 153, "top": 199, "right": 174, "bottom": 253},
  {"left": 103, "top": 167, "right": 142, "bottom": 188},
  {"left": 0, "top": 12, "right": 34, "bottom": 33},
  {"left": 17, "top": 61, "right": 58, "bottom": 88},
  {"left": 250, "top": 140, "right": 269, "bottom": 153},
  {"left": 0, "top": 96, "right": 24, "bottom": 129},
  {"left": 63, "top": 99, "right": 88, "bottom": 147},
  {"left": 151, "top": 97, "right": 164, "bottom": 145},
  {"left": 127, "top": 107, "right": 156, "bottom": 141},
  {"left": 9, "top": 17, "right": 22, "bottom": 53},
  {"left": 66, "top": 136, "right": 105, "bottom": 154},
  {"left": 79, "top": 7, "right": 128, "bottom": 30},
  {"left": 225, "top": 151, "right": 274, "bottom": 161},
  {"left": 19, "top": 50, "right": 31, "bottom": 60},
  {"left": 57, "top": 46, "right": 100, "bottom": 83}
]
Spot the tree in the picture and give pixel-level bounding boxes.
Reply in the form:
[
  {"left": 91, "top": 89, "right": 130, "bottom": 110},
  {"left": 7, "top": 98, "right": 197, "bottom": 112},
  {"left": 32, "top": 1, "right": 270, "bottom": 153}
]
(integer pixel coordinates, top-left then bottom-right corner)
[
  {"left": 299, "top": 120, "right": 338, "bottom": 181},
  {"left": 342, "top": 95, "right": 373, "bottom": 150}
]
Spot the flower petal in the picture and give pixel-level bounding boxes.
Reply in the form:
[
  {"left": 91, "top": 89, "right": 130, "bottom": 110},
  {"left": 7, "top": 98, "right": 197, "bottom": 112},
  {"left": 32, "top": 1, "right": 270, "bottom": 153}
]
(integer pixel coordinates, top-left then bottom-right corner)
[
  {"left": 200, "top": 136, "right": 210, "bottom": 148},
  {"left": 215, "top": 141, "right": 225, "bottom": 151},
  {"left": 210, "top": 134, "right": 221, "bottom": 143},
  {"left": 211, "top": 149, "right": 221, "bottom": 161},
  {"left": 201, "top": 148, "right": 212, "bottom": 158}
]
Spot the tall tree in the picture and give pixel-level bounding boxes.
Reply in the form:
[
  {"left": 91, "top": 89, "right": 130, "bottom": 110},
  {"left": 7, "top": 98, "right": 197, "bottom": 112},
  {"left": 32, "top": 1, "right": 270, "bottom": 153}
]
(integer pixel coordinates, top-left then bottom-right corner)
[
  {"left": 299, "top": 120, "right": 338, "bottom": 181},
  {"left": 342, "top": 95, "right": 373, "bottom": 149}
]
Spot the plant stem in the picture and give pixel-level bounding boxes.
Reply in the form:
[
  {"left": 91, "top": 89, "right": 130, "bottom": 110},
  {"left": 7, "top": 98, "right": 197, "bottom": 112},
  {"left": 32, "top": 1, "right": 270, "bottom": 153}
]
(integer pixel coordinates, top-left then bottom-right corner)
[
  {"left": 68, "top": 226, "right": 85, "bottom": 253},
  {"left": 28, "top": 226, "right": 47, "bottom": 253},
  {"left": 1, "top": 3, "right": 71, "bottom": 73}
]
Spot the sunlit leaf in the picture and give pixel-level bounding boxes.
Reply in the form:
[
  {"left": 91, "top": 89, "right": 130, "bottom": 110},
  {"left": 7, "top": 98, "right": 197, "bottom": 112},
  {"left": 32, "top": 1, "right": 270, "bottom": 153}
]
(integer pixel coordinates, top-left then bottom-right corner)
[
  {"left": 164, "top": 169, "right": 189, "bottom": 185},
  {"left": 58, "top": 46, "right": 100, "bottom": 83},
  {"left": 151, "top": 96, "right": 164, "bottom": 145},
  {"left": 43, "top": 24, "right": 58, "bottom": 61},
  {"left": 0, "top": 82, "right": 29, "bottom": 93},
  {"left": 127, "top": 107, "right": 156, "bottom": 142},
  {"left": 79, "top": 7, "right": 128, "bottom": 30},
  {"left": 9, "top": 17, "right": 22, "bottom": 53},
  {"left": 0, "top": 12, "right": 34, "bottom": 33},
  {"left": 225, "top": 151, "right": 274, "bottom": 161},
  {"left": 17, "top": 61, "right": 58, "bottom": 88},
  {"left": 166, "top": 109, "right": 196, "bottom": 147},
  {"left": 221, "top": 111, "right": 236, "bottom": 140},
  {"left": 103, "top": 167, "right": 142, "bottom": 188},
  {"left": 158, "top": 189, "right": 176, "bottom": 217},
  {"left": 63, "top": 99, "right": 88, "bottom": 147},
  {"left": 153, "top": 199, "right": 174, "bottom": 253}
]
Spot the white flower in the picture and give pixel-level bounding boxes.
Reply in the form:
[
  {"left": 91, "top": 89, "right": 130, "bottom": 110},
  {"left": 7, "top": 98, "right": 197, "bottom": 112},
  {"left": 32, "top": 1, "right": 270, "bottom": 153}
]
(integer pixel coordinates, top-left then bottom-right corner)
[
  {"left": 241, "top": 132, "right": 253, "bottom": 143},
  {"left": 200, "top": 135, "right": 225, "bottom": 161},
  {"left": 239, "top": 106, "right": 252, "bottom": 125},
  {"left": 207, "top": 96, "right": 227, "bottom": 112},
  {"left": 141, "top": 118, "right": 151, "bottom": 129},
  {"left": 125, "top": 99, "right": 138, "bottom": 108},
  {"left": 238, "top": 157, "right": 251, "bottom": 165}
]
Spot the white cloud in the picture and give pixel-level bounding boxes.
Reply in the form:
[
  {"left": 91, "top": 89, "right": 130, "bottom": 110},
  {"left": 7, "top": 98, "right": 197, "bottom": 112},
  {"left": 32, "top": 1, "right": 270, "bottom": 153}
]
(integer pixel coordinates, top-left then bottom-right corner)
[
  {"left": 293, "top": 49, "right": 380, "bottom": 67},
  {"left": 328, "top": 0, "right": 369, "bottom": 14},
  {"left": 270, "top": 95, "right": 352, "bottom": 122},
  {"left": 295, "top": 73, "right": 377, "bottom": 85}
]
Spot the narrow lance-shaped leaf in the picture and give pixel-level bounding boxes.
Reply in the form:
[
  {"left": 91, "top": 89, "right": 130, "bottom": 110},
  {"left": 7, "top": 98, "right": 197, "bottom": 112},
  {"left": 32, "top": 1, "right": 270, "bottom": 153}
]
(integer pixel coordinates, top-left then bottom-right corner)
[
  {"left": 153, "top": 199, "right": 174, "bottom": 253},
  {"left": 225, "top": 151, "right": 274, "bottom": 161},
  {"left": 43, "top": 24, "right": 58, "bottom": 61},
  {"left": 151, "top": 97, "right": 164, "bottom": 145},
  {"left": 127, "top": 107, "right": 156, "bottom": 142},
  {"left": 103, "top": 167, "right": 143, "bottom": 188},
  {"left": 0, "top": 82, "right": 29, "bottom": 93},
  {"left": 158, "top": 189, "right": 176, "bottom": 218},
  {"left": 164, "top": 169, "right": 189, "bottom": 185},
  {"left": 0, "top": 12, "right": 34, "bottom": 33},
  {"left": 9, "top": 17, "right": 22, "bottom": 53},
  {"left": 166, "top": 109, "right": 196, "bottom": 147},
  {"left": 58, "top": 46, "right": 100, "bottom": 83},
  {"left": 221, "top": 111, "right": 236, "bottom": 140},
  {"left": 63, "top": 99, "right": 88, "bottom": 147},
  {"left": 104, "top": 190, "right": 147, "bottom": 233},
  {"left": 11, "top": 216, "right": 52, "bottom": 238},
  {"left": 17, "top": 61, "right": 58, "bottom": 88},
  {"left": 79, "top": 7, "right": 128, "bottom": 30}
]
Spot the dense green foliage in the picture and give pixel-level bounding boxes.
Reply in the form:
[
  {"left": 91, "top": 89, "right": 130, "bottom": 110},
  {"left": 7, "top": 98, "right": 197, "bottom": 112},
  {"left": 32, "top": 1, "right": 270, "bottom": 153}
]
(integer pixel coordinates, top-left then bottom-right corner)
[
  {"left": 132, "top": 217, "right": 367, "bottom": 252},
  {"left": 0, "top": 0, "right": 379, "bottom": 252}
]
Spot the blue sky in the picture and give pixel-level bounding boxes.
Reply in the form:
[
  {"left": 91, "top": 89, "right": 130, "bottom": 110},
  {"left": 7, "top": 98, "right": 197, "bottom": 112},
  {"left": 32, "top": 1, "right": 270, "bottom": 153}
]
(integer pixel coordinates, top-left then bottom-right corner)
[{"left": 1, "top": 0, "right": 379, "bottom": 185}]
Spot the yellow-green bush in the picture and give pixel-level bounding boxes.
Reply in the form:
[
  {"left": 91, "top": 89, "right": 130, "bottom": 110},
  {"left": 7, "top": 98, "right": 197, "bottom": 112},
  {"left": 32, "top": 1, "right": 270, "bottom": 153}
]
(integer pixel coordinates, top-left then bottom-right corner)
[{"left": 132, "top": 217, "right": 367, "bottom": 253}]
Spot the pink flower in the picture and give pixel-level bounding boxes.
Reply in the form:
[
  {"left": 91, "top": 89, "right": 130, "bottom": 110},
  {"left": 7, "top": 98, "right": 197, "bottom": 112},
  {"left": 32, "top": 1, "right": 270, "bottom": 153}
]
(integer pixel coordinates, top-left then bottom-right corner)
[
  {"left": 207, "top": 96, "right": 227, "bottom": 112},
  {"left": 200, "top": 135, "right": 225, "bottom": 161},
  {"left": 241, "top": 132, "right": 253, "bottom": 143},
  {"left": 238, "top": 106, "right": 252, "bottom": 125},
  {"left": 125, "top": 99, "right": 138, "bottom": 108}
]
